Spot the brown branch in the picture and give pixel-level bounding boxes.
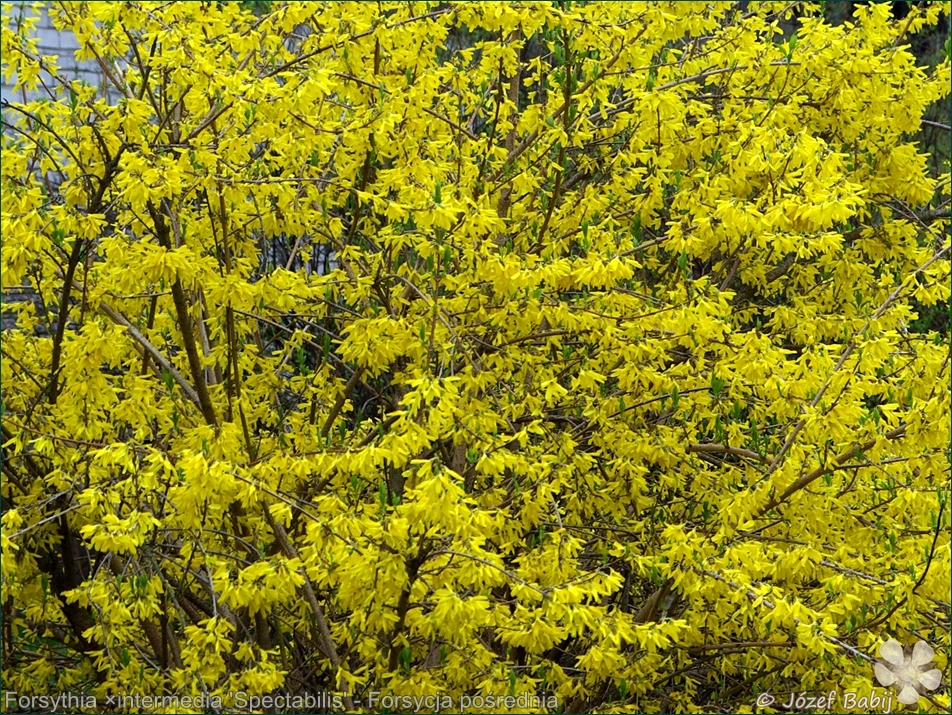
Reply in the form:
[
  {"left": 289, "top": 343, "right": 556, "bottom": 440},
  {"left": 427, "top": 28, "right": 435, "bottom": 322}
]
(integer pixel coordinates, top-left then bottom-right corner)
[
  {"left": 758, "top": 424, "right": 907, "bottom": 515},
  {"left": 321, "top": 367, "right": 366, "bottom": 439},
  {"left": 760, "top": 242, "right": 948, "bottom": 485},
  {"left": 496, "top": 31, "right": 523, "bottom": 221},
  {"left": 491, "top": 34, "right": 633, "bottom": 184},
  {"left": 262, "top": 508, "right": 355, "bottom": 711},
  {"left": 687, "top": 640, "right": 795, "bottom": 653},
  {"left": 532, "top": 27, "right": 573, "bottom": 252},
  {"left": 46, "top": 239, "right": 83, "bottom": 404},
  {"left": 633, "top": 578, "right": 672, "bottom": 624},
  {"left": 146, "top": 203, "right": 218, "bottom": 425},
  {"left": 916, "top": 206, "right": 950, "bottom": 223},
  {"left": 98, "top": 300, "right": 202, "bottom": 409},
  {"left": 687, "top": 443, "right": 766, "bottom": 463}
]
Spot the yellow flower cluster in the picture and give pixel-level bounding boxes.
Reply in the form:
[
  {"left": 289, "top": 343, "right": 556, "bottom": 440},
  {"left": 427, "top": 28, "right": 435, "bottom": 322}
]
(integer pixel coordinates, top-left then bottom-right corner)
[{"left": 1, "top": 1, "right": 949, "bottom": 712}]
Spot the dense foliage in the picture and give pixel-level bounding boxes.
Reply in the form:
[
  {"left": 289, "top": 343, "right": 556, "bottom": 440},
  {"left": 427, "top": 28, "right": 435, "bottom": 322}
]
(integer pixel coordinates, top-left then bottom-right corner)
[{"left": 2, "top": 2, "right": 950, "bottom": 712}]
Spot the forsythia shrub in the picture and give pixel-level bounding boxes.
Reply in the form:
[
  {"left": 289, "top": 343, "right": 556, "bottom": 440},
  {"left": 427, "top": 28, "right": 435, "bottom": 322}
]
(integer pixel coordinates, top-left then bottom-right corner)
[{"left": 1, "top": 1, "right": 950, "bottom": 713}]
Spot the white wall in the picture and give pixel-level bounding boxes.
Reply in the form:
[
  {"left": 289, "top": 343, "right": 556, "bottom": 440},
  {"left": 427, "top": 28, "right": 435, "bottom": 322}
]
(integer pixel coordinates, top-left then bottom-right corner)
[{"left": 1, "top": 1, "right": 107, "bottom": 108}]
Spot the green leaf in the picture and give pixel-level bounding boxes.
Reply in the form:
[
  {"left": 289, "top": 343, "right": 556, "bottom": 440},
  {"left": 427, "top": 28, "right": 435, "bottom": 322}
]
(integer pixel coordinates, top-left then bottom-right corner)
[{"left": 161, "top": 368, "right": 175, "bottom": 394}]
